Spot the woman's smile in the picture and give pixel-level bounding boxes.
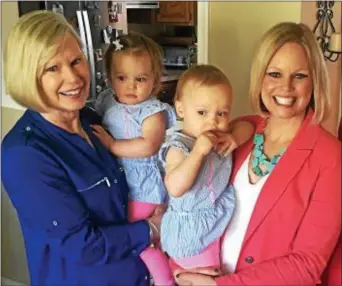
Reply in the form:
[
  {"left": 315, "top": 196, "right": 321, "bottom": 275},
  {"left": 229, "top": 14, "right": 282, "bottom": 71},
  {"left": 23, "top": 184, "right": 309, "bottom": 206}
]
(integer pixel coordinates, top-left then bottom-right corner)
[{"left": 273, "top": 96, "right": 296, "bottom": 106}]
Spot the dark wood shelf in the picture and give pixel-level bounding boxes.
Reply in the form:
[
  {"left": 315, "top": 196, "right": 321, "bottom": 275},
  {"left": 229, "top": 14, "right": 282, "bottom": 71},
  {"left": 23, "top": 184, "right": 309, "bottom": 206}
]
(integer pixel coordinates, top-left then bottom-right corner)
[{"left": 156, "top": 36, "right": 194, "bottom": 46}]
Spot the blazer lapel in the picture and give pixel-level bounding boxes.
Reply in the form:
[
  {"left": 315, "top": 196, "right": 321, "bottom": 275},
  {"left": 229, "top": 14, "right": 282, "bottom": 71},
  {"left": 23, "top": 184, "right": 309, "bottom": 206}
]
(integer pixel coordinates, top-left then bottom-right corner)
[{"left": 242, "top": 110, "right": 319, "bottom": 245}]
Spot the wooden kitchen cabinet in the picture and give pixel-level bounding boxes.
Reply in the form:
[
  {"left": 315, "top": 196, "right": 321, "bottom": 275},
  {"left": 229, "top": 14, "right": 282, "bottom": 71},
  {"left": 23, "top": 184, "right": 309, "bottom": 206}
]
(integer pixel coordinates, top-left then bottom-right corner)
[
  {"left": 158, "top": 80, "right": 177, "bottom": 106},
  {"left": 154, "top": 1, "right": 197, "bottom": 26},
  {"left": 127, "top": 9, "right": 154, "bottom": 24}
]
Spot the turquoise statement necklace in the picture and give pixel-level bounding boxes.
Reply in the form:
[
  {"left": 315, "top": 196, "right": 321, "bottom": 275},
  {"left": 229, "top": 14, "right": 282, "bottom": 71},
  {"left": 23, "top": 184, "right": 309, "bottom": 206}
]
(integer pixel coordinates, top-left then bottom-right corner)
[{"left": 252, "top": 133, "right": 286, "bottom": 177}]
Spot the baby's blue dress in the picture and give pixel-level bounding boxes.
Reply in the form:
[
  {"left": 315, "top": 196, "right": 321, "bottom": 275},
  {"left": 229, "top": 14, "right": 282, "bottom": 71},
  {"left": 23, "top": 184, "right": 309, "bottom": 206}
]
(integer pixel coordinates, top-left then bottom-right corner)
[
  {"left": 95, "top": 89, "right": 177, "bottom": 204},
  {"left": 159, "top": 131, "right": 236, "bottom": 259}
]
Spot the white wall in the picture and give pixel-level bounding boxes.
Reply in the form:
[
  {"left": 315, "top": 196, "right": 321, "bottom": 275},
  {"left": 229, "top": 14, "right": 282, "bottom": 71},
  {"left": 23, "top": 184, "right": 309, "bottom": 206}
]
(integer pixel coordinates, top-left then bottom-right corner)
[
  {"left": 206, "top": 1, "right": 341, "bottom": 133},
  {"left": 207, "top": 2, "right": 301, "bottom": 119},
  {"left": 1, "top": 2, "right": 25, "bottom": 110},
  {"left": 301, "top": 1, "right": 341, "bottom": 135},
  {"left": 1, "top": 2, "right": 29, "bottom": 284}
]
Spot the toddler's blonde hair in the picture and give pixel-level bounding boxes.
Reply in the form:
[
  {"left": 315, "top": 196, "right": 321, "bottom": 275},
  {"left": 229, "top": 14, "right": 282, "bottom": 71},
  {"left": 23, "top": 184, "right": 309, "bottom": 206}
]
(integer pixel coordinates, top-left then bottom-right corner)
[
  {"left": 174, "top": 64, "right": 232, "bottom": 103},
  {"left": 105, "top": 32, "right": 163, "bottom": 97}
]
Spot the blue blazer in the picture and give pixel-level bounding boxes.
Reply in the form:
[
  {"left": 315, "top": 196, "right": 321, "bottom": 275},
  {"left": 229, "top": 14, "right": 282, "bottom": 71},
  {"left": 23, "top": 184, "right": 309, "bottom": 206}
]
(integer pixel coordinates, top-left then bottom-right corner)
[{"left": 1, "top": 108, "right": 151, "bottom": 286}]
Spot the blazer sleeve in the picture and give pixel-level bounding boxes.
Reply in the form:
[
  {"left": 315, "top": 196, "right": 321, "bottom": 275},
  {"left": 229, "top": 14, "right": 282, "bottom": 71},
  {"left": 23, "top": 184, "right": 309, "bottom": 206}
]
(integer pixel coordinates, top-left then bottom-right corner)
[
  {"left": 216, "top": 142, "right": 341, "bottom": 285},
  {"left": 1, "top": 145, "right": 150, "bottom": 265}
]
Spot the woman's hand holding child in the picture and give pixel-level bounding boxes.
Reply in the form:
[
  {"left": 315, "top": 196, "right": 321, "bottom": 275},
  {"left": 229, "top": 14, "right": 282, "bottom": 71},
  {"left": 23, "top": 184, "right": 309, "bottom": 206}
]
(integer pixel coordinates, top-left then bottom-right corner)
[
  {"left": 91, "top": 125, "right": 116, "bottom": 150},
  {"left": 214, "top": 132, "right": 238, "bottom": 157},
  {"left": 174, "top": 267, "right": 220, "bottom": 286},
  {"left": 147, "top": 205, "right": 164, "bottom": 244},
  {"left": 213, "top": 120, "right": 255, "bottom": 157}
]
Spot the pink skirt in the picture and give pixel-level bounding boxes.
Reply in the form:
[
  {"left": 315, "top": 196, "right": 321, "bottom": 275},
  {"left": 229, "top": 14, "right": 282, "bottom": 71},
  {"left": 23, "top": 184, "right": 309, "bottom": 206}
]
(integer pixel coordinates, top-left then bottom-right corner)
[{"left": 169, "top": 239, "right": 221, "bottom": 271}]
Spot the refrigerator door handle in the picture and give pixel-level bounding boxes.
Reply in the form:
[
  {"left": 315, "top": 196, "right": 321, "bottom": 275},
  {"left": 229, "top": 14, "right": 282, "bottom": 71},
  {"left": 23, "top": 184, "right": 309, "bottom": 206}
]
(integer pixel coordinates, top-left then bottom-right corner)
[
  {"left": 76, "top": 11, "right": 88, "bottom": 59},
  {"left": 82, "top": 10, "right": 96, "bottom": 100}
]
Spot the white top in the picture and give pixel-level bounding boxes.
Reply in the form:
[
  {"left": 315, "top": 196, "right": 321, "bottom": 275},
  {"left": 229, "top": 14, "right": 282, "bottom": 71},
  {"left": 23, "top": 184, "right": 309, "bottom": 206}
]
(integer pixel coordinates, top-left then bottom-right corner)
[{"left": 221, "top": 153, "right": 269, "bottom": 274}]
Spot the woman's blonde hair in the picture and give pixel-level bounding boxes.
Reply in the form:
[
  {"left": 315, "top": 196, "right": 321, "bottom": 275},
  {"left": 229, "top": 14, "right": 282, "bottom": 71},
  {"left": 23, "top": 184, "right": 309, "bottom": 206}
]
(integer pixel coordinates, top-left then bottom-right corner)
[
  {"left": 4, "top": 10, "right": 83, "bottom": 112},
  {"left": 249, "top": 22, "right": 330, "bottom": 123},
  {"left": 175, "top": 64, "right": 232, "bottom": 102},
  {"left": 104, "top": 32, "right": 163, "bottom": 97}
]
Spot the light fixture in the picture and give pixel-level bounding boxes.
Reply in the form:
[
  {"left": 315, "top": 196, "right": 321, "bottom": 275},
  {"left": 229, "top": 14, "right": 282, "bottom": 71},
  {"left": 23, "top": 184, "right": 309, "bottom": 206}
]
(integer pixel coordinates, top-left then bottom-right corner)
[{"left": 312, "top": 0, "right": 341, "bottom": 62}]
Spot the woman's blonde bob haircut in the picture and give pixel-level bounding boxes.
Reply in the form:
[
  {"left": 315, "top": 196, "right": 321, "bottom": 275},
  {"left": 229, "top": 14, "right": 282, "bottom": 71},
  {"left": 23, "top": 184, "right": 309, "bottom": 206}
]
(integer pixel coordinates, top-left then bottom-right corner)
[
  {"left": 104, "top": 32, "right": 163, "bottom": 97},
  {"left": 4, "top": 10, "right": 83, "bottom": 112},
  {"left": 249, "top": 22, "right": 330, "bottom": 123}
]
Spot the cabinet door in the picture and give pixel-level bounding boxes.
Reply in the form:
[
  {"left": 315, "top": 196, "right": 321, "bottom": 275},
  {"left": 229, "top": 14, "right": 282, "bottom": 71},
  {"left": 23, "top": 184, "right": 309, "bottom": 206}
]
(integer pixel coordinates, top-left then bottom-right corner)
[
  {"left": 155, "top": 1, "right": 196, "bottom": 25},
  {"left": 127, "top": 9, "right": 154, "bottom": 24}
]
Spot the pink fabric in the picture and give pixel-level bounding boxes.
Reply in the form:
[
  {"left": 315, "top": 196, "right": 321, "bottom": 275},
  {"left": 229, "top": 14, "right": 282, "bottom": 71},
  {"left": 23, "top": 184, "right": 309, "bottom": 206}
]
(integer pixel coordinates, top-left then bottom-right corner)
[
  {"left": 128, "top": 200, "right": 174, "bottom": 285},
  {"left": 128, "top": 200, "right": 157, "bottom": 222},
  {"left": 141, "top": 247, "right": 174, "bottom": 286},
  {"left": 172, "top": 239, "right": 221, "bottom": 269}
]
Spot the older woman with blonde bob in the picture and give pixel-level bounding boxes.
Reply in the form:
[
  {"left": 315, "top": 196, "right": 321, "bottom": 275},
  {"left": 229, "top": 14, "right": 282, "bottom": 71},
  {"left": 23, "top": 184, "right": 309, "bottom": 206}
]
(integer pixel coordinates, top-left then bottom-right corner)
[
  {"left": 2, "top": 10, "right": 161, "bottom": 286},
  {"left": 175, "top": 22, "right": 341, "bottom": 286}
]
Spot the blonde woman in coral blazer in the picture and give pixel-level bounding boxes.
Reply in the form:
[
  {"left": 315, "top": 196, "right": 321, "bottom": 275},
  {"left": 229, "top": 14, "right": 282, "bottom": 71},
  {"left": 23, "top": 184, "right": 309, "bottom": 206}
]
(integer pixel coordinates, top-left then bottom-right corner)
[{"left": 174, "top": 22, "right": 341, "bottom": 286}]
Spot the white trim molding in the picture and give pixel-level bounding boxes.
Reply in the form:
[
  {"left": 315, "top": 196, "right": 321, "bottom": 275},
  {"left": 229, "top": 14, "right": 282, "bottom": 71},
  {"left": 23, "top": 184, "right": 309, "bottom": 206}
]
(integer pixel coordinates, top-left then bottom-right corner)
[{"left": 197, "top": 1, "right": 209, "bottom": 64}]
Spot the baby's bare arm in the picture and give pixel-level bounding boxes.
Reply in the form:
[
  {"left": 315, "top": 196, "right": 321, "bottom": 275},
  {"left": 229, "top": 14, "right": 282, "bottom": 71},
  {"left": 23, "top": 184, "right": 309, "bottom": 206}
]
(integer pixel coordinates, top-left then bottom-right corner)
[
  {"left": 165, "top": 132, "right": 217, "bottom": 197},
  {"left": 93, "top": 112, "right": 166, "bottom": 158},
  {"left": 164, "top": 147, "right": 203, "bottom": 197}
]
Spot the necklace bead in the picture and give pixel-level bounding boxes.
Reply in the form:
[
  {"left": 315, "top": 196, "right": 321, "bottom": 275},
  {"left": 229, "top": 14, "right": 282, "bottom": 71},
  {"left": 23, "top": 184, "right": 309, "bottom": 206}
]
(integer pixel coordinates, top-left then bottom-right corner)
[{"left": 251, "top": 133, "right": 285, "bottom": 177}]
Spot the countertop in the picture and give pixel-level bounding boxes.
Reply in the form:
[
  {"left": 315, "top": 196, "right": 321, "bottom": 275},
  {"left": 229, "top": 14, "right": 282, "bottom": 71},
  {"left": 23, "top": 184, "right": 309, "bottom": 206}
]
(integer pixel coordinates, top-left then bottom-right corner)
[{"left": 161, "top": 69, "right": 185, "bottom": 83}]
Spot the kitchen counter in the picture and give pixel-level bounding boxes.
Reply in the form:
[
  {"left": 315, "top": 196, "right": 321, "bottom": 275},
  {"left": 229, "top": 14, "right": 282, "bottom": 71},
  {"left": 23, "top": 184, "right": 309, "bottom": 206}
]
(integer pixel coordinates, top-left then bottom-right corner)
[{"left": 161, "top": 69, "right": 185, "bottom": 82}]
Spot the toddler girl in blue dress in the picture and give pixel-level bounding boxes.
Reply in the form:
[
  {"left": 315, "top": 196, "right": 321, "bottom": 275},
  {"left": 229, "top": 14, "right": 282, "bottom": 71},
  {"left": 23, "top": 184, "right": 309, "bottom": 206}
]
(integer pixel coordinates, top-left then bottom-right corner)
[
  {"left": 159, "top": 65, "right": 253, "bottom": 272},
  {"left": 92, "top": 33, "right": 176, "bottom": 286}
]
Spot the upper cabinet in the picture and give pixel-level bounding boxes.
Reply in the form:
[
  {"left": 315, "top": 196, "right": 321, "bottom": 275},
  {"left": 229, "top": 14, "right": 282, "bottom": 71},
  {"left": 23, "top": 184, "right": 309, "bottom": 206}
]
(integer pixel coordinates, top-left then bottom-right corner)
[{"left": 154, "top": 1, "right": 197, "bottom": 26}]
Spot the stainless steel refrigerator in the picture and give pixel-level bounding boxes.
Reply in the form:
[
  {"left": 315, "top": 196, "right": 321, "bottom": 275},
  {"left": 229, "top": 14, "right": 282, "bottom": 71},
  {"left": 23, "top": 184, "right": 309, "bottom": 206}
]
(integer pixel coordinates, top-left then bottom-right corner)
[{"left": 18, "top": 1, "right": 120, "bottom": 102}]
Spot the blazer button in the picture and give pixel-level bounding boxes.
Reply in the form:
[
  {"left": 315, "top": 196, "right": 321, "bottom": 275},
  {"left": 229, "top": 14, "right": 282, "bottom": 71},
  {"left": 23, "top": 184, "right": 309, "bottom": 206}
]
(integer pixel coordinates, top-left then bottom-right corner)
[{"left": 245, "top": 256, "right": 254, "bottom": 264}]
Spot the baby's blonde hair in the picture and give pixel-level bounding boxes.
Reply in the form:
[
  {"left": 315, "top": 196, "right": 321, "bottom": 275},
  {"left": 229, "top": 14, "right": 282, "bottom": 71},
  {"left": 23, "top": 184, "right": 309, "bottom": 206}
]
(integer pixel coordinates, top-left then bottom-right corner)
[
  {"left": 174, "top": 64, "right": 232, "bottom": 103},
  {"left": 4, "top": 10, "right": 83, "bottom": 112},
  {"left": 104, "top": 32, "right": 163, "bottom": 97}
]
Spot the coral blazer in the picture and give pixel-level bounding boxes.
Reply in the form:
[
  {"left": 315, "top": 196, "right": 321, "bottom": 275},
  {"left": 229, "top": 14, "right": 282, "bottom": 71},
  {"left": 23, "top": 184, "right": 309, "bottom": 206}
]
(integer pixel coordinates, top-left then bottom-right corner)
[
  {"left": 216, "top": 110, "right": 341, "bottom": 286},
  {"left": 320, "top": 115, "right": 342, "bottom": 286}
]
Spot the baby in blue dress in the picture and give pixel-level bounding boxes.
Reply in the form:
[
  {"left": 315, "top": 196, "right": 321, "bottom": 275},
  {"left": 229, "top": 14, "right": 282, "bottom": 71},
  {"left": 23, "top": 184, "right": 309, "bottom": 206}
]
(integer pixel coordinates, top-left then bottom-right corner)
[
  {"left": 159, "top": 65, "right": 253, "bottom": 272},
  {"left": 92, "top": 33, "right": 176, "bottom": 286}
]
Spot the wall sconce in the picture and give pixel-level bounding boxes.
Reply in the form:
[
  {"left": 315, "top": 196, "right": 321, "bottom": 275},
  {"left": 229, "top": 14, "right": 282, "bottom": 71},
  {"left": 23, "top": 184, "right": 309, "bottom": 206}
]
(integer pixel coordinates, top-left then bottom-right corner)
[{"left": 313, "top": 0, "right": 341, "bottom": 62}]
